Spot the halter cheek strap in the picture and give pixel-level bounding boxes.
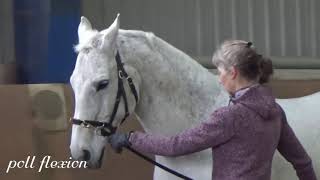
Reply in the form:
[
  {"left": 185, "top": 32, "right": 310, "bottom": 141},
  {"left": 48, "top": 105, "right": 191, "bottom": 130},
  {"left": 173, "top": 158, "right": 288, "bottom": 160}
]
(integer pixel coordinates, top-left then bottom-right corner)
[
  {"left": 71, "top": 51, "right": 139, "bottom": 136},
  {"left": 110, "top": 51, "right": 139, "bottom": 126}
]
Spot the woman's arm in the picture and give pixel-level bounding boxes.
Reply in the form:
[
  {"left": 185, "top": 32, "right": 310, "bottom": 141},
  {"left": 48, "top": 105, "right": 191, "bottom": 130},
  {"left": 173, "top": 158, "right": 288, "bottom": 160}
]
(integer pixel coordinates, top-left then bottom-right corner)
[{"left": 129, "top": 107, "right": 236, "bottom": 157}]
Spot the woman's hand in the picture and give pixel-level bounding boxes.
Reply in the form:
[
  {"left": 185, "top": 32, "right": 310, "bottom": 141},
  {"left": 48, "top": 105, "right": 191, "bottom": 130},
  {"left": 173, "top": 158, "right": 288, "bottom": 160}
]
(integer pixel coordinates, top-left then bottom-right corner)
[{"left": 108, "top": 132, "right": 132, "bottom": 153}]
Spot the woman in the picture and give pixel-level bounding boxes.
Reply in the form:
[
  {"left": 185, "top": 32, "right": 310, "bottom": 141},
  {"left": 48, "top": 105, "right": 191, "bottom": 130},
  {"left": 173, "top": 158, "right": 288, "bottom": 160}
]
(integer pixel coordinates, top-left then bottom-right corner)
[{"left": 108, "top": 40, "right": 317, "bottom": 180}]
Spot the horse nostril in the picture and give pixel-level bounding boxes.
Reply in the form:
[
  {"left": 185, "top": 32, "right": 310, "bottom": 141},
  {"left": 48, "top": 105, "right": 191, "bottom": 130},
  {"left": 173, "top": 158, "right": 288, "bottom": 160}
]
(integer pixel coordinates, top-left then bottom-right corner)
[{"left": 83, "top": 150, "right": 91, "bottom": 161}]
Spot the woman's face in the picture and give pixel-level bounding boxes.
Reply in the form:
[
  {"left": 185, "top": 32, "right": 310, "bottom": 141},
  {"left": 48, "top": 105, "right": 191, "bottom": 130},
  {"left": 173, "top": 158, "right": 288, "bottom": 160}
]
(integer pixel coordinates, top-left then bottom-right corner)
[{"left": 217, "top": 66, "right": 236, "bottom": 95}]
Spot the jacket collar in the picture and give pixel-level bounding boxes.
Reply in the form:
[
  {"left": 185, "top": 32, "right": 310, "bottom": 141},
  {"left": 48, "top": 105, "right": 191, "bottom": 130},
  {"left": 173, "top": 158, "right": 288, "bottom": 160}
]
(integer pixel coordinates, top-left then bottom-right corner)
[{"left": 228, "top": 84, "right": 259, "bottom": 105}]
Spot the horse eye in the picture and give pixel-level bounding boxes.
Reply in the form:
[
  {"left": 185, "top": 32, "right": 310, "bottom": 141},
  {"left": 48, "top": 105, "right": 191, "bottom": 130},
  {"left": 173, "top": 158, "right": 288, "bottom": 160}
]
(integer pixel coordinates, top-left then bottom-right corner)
[{"left": 96, "top": 80, "right": 109, "bottom": 91}]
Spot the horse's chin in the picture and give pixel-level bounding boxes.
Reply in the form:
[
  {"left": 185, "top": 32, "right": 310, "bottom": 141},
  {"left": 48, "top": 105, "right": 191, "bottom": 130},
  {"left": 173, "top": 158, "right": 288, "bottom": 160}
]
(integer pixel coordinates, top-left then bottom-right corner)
[{"left": 86, "top": 148, "right": 105, "bottom": 169}]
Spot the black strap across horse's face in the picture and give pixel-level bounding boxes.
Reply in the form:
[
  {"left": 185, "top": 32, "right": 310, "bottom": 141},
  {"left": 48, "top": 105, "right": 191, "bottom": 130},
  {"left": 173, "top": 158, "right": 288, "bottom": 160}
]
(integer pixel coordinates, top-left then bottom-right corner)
[{"left": 71, "top": 51, "right": 139, "bottom": 137}]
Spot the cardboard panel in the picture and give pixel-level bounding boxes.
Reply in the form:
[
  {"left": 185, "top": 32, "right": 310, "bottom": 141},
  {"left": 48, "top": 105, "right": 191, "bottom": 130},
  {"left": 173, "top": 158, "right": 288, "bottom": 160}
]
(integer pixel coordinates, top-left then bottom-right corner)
[{"left": 0, "top": 85, "right": 153, "bottom": 180}]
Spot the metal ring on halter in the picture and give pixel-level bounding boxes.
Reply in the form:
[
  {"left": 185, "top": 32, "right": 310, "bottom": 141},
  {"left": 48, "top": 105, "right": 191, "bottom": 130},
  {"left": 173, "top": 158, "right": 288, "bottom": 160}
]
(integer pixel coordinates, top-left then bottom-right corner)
[
  {"left": 119, "top": 70, "right": 124, "bottom": 79},
  {"left": 126, "top": 75, "right": 132, "bottom": 80}
]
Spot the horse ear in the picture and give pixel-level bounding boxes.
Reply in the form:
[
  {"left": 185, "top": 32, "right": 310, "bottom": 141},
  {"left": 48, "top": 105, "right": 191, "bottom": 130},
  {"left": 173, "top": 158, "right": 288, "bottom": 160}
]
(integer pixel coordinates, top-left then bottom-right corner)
[
  {"left": 78, "top": 16, "right": 93, "bottom": 43},
  {"left": 101, "top": 14, "right": 120, "bottom": 51}
]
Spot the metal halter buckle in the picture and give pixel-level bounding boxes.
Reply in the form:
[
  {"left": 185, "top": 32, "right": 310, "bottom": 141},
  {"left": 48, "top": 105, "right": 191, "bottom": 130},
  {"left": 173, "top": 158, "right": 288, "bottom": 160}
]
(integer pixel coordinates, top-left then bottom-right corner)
[
  {"left": 81, "top": 121, "right": 92, "bottom": 128},
  {"left": 95, "top": 125, "right": 105, "bottom": 136}
]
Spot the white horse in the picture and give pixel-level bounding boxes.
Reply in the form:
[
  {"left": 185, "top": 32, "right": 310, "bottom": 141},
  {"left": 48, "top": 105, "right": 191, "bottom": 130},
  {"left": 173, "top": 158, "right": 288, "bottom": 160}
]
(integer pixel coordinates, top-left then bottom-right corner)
[{"left": 69, "top": 15, "right": 319, "bottom": 180}]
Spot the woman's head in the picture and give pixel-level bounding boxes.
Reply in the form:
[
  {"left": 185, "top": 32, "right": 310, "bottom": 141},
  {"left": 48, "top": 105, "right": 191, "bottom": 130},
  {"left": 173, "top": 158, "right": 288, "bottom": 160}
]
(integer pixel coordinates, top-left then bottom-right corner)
[{"left": 212, "top": 40, "right": 273, "bottom": 94}]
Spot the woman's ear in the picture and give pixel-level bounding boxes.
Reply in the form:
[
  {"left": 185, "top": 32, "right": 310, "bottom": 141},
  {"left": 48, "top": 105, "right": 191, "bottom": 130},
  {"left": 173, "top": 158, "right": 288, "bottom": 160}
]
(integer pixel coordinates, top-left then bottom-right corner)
[{"left": 230, "top": 66, "right": 238, "bottom": 80}]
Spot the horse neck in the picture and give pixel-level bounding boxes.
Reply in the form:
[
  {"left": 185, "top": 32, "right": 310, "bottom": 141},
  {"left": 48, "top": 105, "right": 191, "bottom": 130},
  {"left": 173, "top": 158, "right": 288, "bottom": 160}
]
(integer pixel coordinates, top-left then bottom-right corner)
[{"left": 118, "top": 30, "right": 228, "bottom": 135}]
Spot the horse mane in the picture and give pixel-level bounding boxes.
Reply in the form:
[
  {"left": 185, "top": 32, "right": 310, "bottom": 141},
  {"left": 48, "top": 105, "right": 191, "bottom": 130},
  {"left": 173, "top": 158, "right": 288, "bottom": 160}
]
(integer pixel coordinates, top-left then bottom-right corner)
[
  {"left": 119, "top": 29, "right": 207, "bottom": 73},
  {"left": 73, "top": 28, "right": 209, "bottom": 78},
  {"left": 144, "top": 30, "right": 213, "bottom": 79}
]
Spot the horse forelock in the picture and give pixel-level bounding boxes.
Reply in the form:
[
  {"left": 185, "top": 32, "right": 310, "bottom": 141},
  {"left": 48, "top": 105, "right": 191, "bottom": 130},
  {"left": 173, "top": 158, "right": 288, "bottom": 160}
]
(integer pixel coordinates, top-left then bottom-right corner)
[{"left": 74, "top": 30, "right": 99, "bottom": 53}]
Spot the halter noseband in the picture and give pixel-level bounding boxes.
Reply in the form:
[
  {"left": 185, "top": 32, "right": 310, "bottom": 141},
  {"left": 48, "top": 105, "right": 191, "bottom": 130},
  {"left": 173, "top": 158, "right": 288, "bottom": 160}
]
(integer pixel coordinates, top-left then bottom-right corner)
[{"left": 71, "top": 51, "right": 139, "bottom": 136}]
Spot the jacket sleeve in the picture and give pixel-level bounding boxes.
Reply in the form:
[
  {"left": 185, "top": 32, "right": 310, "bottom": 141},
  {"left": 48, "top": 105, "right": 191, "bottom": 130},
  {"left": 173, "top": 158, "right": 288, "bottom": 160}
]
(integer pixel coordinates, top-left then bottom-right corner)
[
  {"left": 129, "top": 107, "right": 236, "bottom": 157},
  {"left": 277, "top": 106, "right": 317, "bottom": 180}
]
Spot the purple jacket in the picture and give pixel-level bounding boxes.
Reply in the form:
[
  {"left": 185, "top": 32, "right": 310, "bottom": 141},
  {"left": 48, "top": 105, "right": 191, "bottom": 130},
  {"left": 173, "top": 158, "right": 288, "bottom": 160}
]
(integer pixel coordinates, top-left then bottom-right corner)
[{"left": 129, "top": 85, "right": 317, "bottom": 180}]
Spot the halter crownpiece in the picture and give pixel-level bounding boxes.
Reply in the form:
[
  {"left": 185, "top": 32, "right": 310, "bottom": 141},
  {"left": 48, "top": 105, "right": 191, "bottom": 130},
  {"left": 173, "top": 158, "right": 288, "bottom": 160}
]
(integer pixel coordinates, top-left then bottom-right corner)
[{"left": 71, "top": 50, "right": 139, "bottom": 137}]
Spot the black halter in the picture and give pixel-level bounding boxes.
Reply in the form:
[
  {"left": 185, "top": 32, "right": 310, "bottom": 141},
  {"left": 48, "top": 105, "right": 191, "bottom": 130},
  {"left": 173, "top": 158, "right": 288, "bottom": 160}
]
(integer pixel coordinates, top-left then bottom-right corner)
[{"left": 71, "top": 51, "right": 139, "bottom": 137}]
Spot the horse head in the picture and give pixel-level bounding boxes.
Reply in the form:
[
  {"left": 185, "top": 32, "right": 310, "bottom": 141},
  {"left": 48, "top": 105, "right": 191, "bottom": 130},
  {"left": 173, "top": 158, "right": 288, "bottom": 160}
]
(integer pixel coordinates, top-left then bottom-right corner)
[{"left": 69, "top": 14, "right": 141, "bottom": 168}]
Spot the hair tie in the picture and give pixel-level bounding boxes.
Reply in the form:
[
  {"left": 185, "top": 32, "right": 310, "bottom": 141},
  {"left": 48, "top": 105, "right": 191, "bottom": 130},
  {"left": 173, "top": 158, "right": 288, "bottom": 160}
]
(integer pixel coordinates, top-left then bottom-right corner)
[{"left": 247, "top": 42, "right": 253, "bottom": 48}]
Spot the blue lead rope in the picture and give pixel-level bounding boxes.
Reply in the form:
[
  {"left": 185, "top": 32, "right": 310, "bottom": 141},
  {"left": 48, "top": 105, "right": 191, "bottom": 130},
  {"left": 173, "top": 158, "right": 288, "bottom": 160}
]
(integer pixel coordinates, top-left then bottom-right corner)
[{"left": 126, "top": 146, "right": 194, "bottom": 180}]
